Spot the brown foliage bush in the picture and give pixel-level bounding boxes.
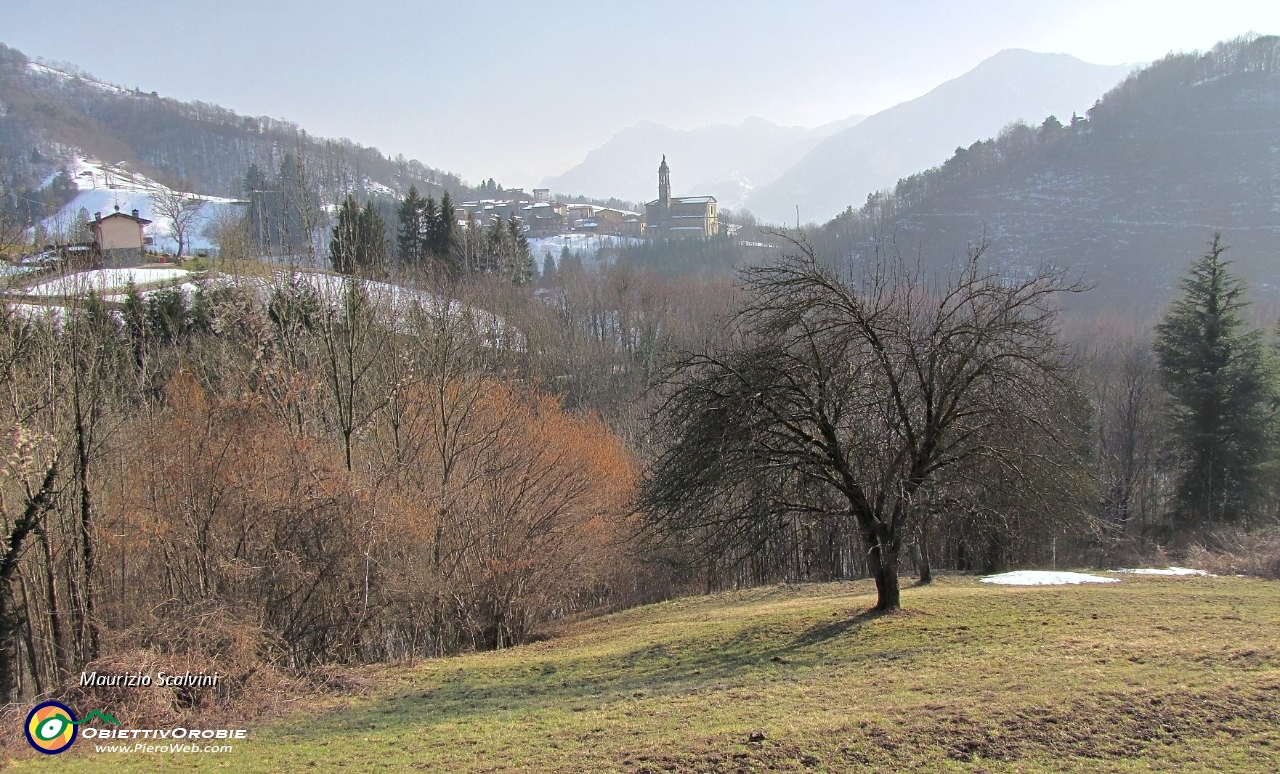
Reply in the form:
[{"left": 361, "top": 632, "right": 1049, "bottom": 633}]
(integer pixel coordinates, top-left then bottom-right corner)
[
  {"left": 64, "top": 605, "right": 297, "bottom": 728},
  {"left": 1186, "top": 527, "right": 1280, "bottom": 579}
]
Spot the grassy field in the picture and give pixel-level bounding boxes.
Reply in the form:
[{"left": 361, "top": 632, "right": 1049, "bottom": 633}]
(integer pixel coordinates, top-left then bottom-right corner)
[{"left": 9, "top": 574, "right": 1280, "bottom": 772}]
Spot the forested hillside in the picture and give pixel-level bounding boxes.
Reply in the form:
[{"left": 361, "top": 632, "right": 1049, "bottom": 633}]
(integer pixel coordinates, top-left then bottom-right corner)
[
  {"left": 810, "top": 35, "right": 1280, "bottom": 313},
  {"left": 0, "top": 43, "right": 467, "bottom": 217}
]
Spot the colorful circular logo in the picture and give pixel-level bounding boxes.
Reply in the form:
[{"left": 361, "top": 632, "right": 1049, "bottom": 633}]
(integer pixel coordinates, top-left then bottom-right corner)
[{"left": 25, "top": 701, "right": 77, "bottom": 754}]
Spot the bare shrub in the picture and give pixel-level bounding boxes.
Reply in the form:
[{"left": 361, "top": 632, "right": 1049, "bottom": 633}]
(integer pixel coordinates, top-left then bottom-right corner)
[{"left": 1186, "top": 528, "right": 1280, "bottom": 579}]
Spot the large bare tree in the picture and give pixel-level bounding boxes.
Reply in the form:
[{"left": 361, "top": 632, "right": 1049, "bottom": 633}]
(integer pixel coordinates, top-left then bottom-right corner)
[
  {"left": 639, "top": 241, "right": 1089, "bottom": 610},
  {"left": 146, "top": 182, "right": 206, "bottom": 259}
]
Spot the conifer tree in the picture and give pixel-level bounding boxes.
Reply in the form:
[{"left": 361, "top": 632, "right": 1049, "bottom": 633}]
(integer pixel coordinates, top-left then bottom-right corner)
[
  {"left": 423, "top": 195, "right": 439, "bottom": 260},
  {"left": 329, "top": 195, "right": 362, "bottom": 274},
  {"left": 396, "top": 185, "right": 427, "bottom": 267},
  {"left": 436, "top": 191, "right": 459, "bottom": 277},
  {"left": 1153, "top": 234, "right": 1276, "bottom": 531},
  {"left": 329, "top": 196, "right": 387, "bottom": 275},
  {"left": 506, "top": 217, "right": 532, "bottom": 285},
  {"left": 358, "top": 200, "right": 389, "bottom": 274}
]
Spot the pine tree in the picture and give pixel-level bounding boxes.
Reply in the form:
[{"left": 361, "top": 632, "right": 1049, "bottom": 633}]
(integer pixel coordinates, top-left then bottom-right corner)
[
  {"left": 542, "top": 252, "right": 556, "bottom": 282},
  {"left": 423, "top": 195, "right": 439, "bottom": 260},
  {"left": 484, "top": 215, "right": 506, "bottom": 276},
  {"left": 436, "top": 191, "right": 459, "bottom": 277},
  {"left": 506, "top": 217, "right": 532, "bottom": 285},
  {"left": 396, "top": 185, "right": 427, "bottom": 267},
  {"left": 357, "top": 200, "right": 389, "bottom": 274},
  {"left": 329, "top": 195, "right": 362, "bottom": 274},
  {"left": 1153, "top": 234, "right": 1276, "bottom": 531}
]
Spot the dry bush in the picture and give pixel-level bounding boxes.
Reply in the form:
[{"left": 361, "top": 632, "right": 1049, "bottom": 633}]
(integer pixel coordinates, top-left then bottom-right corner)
[
  {"left": 63, "top": 605, "right": 298, "bottom": 728},
  {"left": 1186, "top": 527, "right": 1280, "bottom": 579}
]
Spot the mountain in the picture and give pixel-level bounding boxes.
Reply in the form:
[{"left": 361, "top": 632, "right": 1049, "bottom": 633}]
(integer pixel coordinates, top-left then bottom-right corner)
[
  {"left": 744, "top": 50, "right": 1135, "bottom": 224},
  {"left": 540, "top": 114, "right": 864, "bottom": 209},
  {"left": 807, "top": 35, "right": 1280, "bottom": 314},
  {"left": 0, "top": 42, "right": 469, "bottom": 218}
]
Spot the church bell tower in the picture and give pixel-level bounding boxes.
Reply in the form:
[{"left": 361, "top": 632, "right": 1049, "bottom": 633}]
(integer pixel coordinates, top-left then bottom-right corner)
[{"left": 658, "top": 155, "right": 670, "bottom": 207}]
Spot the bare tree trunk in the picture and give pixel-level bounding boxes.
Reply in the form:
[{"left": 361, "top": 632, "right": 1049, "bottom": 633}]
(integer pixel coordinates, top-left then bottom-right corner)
[
  {"left": 0, "top": 459, "right": 58, "bottom": 701},
  {"left": 918, "top": 517, "right": 933, "bottom": 585},
  {"left": 73, "top": 378, "right": 100, "bottom": 661}
]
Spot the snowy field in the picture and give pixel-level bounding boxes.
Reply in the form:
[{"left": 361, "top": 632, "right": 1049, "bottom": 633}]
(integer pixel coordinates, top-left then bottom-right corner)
[
  {"left": 102, "top": 282, "right": 201, "bottom": 303},
  {"left": 22, "top": 267, "right": 191, "bottom": 297},
  {"left": 1110, "top": 567, "right": 1211, "bottom": 576},
  {"left": 981, "top": 570, "right": 1120, "bottom": 586},
  {"left": 528, "top": 233, "right": 643, "bottom": 264},
  {"left": 982, "top": 567, "right": 1215, "bottom": 586}
]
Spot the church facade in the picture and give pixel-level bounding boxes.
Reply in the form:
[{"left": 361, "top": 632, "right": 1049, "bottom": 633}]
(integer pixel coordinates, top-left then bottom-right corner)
[{"left": 644, "top": 156, "right": 719, "bottom": 238}]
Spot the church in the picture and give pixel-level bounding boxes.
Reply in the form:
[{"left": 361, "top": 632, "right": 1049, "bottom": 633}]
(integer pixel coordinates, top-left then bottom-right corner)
[{"left": 644, "top": 156, "right": 719, "bottom": 238}]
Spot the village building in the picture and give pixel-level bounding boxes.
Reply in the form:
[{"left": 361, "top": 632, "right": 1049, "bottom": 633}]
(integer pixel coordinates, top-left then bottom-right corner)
[
  {"left": 644, "top": 156, "right": 718, "bottom": 238},
  {"left": 89, "top": 205, "right": 151, "bottom": 266},
  {"left": 565, "top": 203, "right": 596, "bottom": 229},
  {"left": 521, "top": 201, "right": 568, "bottom": 236},
  {"left": 590, "top": 207, "right": 644, "bottom": 237}
]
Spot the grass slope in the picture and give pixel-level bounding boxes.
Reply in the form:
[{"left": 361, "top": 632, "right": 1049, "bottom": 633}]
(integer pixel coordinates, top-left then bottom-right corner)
[{"left": 12, "top": 575, "right": 1280, "bottom": 772}]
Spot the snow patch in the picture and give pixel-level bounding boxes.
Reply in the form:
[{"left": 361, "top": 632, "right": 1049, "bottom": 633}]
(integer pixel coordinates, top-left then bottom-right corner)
[
  {"left": 23, "top": 267, "right": 191, "bottom": 297},
  {"left": 1109, "top": 567, "right": 1211, "bottom": 577},
  {"left": 981, "top": 570, "right": 1120, "bottom": 586}
]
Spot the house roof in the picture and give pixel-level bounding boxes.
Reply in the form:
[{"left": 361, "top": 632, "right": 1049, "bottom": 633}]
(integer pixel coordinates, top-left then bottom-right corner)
[{"left": 93, "top": 210, "right": 152, "bottom": 226}]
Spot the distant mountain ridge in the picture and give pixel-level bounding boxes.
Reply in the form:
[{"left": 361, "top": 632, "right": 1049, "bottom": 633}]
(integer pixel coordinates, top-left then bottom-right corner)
[
  {"left": 0, "top": 42, "right": 468, "bottom": 209},
  {"left": 540, "top": 114, "right": 864, "bottom": 208},
  {"left": 743, "top": 50, "right": 1135, "bottom": 224},
  {"left": 807, "top": 35, "right": 1280, "bottom": 314}
]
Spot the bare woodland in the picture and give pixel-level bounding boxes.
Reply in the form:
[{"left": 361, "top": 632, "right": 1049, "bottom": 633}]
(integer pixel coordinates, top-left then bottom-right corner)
[{"left": 1, "top": 215, "right": 1277, "bottom": 709}]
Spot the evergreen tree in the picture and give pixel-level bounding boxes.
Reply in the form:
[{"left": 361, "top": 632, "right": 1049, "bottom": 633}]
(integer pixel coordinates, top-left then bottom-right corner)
[
  {"left": 358, "top": 200, "right": 389, "bottom": 274},
  {"left": 1153, "top": 234, "right": 1276, "bottom": 531},
  {"left": 484, "top": 215, "right": 506, "bottom": 276},
  {"left": 396, "top": 185, "right": 427, "bottom": 267},
  {"left": 423, "top": 195, "right": 440, "bottom": 259},
  {"left": 542, "top": 251, "right": 555, "bottom": 282},
  {"left": 436, "top": 191, "right": 459, "bottom": 277},
  {"left": 506, "top": 217, "right": 532, "bottom": 285},
  {"left": 329, "top": 195, "right": 362, "bottom": 274}
]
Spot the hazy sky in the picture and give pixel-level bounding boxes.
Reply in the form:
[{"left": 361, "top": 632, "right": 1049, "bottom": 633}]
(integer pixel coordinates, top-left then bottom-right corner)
[{"left": 6, "top": 1, "right": 1278, "bottom": 187}]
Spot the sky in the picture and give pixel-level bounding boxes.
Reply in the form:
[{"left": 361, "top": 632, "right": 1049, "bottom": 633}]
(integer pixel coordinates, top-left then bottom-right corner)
[{"left": 5, "top": 0, "right": 1279, "bottom": 188}]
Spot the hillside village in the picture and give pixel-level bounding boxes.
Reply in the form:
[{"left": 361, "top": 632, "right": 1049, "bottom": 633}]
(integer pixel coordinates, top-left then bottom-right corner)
[{"left": 5, "top": 143, "right": 719, "bottom": 278}]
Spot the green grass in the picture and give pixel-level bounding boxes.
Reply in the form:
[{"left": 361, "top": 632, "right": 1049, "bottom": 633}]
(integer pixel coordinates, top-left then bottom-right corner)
[{"left": 9, "top": 574, "right": 1280, "bottom": 772}]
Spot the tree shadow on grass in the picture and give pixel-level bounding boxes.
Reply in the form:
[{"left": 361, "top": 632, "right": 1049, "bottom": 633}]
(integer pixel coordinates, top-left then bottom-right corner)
[
  {"left": 784, "top": 608, "right": 890, "bottom": 650},
  {"left": 290, "top": 606, "right": 892, "bottom": 739}
]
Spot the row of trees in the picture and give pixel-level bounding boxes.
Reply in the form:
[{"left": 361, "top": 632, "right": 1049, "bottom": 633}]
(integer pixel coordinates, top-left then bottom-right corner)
[{"left": 327, "top": 188, "right": 533, "bottom": 284}]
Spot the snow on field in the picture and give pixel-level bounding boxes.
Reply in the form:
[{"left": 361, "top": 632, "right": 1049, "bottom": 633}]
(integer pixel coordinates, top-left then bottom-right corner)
[
  {"left": 527, "top": 233, "right": 643, "bottom": 264},
  {"left": 981, "top": 570, "right": 1120, "bottom": 586},
  {"left": 294, "top": 271, "right": 511, "bottom": 342},
  {"left": 102, "top": 282, "right": 200, "bottom": 303},
  {"left": 5, "top": 304, "right": 67, "bottom": 324},
  {"left": 23, "top": 267, "right": 191, "bottom": 297},
  {"left": 1110, "top": 567, "right": 1211, "bottom": 577},
  {"left": 39, "top": 156, "right": 244, "bottom": 254}
]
